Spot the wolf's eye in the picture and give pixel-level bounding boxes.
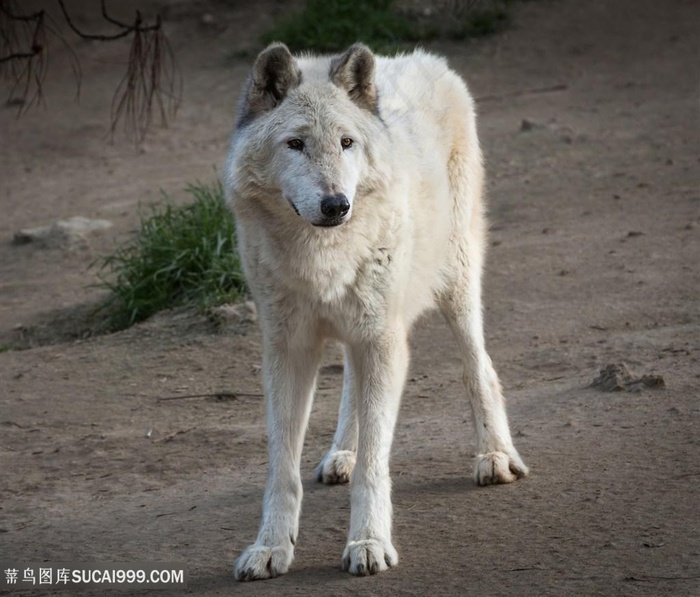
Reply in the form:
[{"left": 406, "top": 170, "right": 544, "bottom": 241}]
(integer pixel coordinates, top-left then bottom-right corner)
[
  {"left": 287, "top": 139, "right": 304, "bottom": 151},
  {"left": 341, "top": 137, "right": 354, "bottom": 150}
]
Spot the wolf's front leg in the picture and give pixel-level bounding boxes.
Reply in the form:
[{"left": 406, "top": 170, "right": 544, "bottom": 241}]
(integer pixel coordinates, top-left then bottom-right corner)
[
  {"left": 342, "top": 329, "right": 408, "bottom": 576},
  {"left": 234, "top": 326, "right": 323, "bottom": 581}
]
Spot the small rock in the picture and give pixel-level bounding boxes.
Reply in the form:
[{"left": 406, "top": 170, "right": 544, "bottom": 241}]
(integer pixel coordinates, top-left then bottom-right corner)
[
  {"left": 625, "top": 381, "right": 646, "bottom": 393},
  {"left": 590, "top": 363, "right": 665, "bottom": 393},
  {"left": 590, "top": 363, "right": 632, "bottom": 392},
  {"left": 627, "top": 230, "right": 644, "bottom": 238},
  {"left": 208, "top": 301, "right": 257, "bottom": 326},
  {"left": 14, "top": 216, "right": 112, "bottom": 249},
  {"left": 642, "top": 540, "right": 665, "bottom": 549},
  {"left": 520, "top": 118, "right": 540, "bottom": 132},
  {"left": 639, "top": 374, "right": 665, "bottom": 389}
]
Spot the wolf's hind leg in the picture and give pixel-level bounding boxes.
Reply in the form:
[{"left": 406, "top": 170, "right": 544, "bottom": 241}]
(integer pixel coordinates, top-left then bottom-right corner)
[
  {"left": 439, "top": 264, "right": 528, "bottom": 486},
  {"left": 316, "top": 346, "right": 357, "bottom": 484}
]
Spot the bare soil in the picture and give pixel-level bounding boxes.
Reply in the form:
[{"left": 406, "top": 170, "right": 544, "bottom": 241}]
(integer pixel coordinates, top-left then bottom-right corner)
[{"left": 1, "top": 0, "right": 699, "bottom": 595}]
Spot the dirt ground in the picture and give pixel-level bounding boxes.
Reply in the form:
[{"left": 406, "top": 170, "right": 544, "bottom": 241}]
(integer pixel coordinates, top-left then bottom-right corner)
[{"left": 1, "top": 0, "right": 699, "bottom": 595}]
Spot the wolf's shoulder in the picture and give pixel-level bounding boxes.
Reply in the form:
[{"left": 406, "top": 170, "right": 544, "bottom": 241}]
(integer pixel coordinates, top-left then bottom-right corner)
[
  {"left": 374, "top": 49, "right": 470, "bottom": 115},
  {"left": 376, "top": 49, "right": 450, "bottom": 79}
]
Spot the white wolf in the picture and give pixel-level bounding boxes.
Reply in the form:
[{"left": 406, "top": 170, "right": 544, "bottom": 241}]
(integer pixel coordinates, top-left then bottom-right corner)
[{"left": 224, "top": 42, "right": 528, "bottom": 580}]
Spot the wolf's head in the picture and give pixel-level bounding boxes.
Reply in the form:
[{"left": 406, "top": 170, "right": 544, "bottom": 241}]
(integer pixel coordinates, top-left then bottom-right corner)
[{"left": 226, "top": 43, "right": 387, "bottom": 228}]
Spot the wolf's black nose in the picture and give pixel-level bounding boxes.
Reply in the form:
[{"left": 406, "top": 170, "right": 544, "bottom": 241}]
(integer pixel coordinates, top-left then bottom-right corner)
[{"left": 320, "top": 194, "right": 350, "bottom": 218}]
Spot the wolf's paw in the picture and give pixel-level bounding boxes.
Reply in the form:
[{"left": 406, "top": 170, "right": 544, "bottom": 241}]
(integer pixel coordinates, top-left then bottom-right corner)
[
  {"left": 316, "top": 449, "right": 356, "bottom": 485},
  {"left": 341, "top": 539, "right": 398, "bottom": 576},
  {"left": 234, "top": 542, "right": 293, "bottom": 581},
  {"left": 474, "top": 450, "right": 529, "bottom": 486}
]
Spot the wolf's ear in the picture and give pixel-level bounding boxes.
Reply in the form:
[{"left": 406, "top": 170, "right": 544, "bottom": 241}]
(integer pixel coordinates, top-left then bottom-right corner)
[
  {"left": 245, "top": 43, "right": 301, "bottom": 117},
  {"left": 330, "top": 44, "right": 377, "bottom": 112}
]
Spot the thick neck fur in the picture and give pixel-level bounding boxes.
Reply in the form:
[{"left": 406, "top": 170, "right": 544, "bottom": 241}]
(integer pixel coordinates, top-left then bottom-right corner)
[{"left": 236, "top": 178, "right": 397, "bottom": 305}]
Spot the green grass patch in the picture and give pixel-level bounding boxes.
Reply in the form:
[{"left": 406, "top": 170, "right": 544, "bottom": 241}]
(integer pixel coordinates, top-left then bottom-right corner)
[
  {"left": 261, "top": 0, "right": 430, "bottom": 54},
  {"left": 95, "top": 181, "right": 246, "bottom": 331},
  {"left": 261, "top": 0, "right": 522, "bottom": 54},
  {"left": 448, "top": 4, "right": 511, "bottom": 40}
]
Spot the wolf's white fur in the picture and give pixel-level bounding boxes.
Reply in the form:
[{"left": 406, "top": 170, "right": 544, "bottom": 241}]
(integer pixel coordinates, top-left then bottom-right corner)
[{"left": 224, "top": 43, "right": 528, "bottom": 581}]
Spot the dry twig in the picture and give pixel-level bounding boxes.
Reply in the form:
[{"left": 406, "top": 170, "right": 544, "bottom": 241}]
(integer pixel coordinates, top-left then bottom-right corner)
[
  {"left": 156, "top": 392, "right": 263, "bottom": 403},
  {"left": 0, "top": 0, "right": 180, "bottom": 141}
]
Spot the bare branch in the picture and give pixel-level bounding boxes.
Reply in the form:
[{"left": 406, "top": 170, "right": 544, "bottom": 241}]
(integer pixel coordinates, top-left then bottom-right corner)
[
  {"left": 109, "top": 13, "right": 181, "bottom": 143},
  {"left": 100, "top": 0, "right": 140, "bottom": 31},
  {"left": 0, "top": 0, "right": 181, "bottom": 141},
  {"left": 0, "top": 50, "right": 39, "bottom": 63},
  {"left": 56, "top": 0, "right": 159, "bottom": 41},
  {"left": 1, "top": 2, "right": 48, "bottom": 112}
]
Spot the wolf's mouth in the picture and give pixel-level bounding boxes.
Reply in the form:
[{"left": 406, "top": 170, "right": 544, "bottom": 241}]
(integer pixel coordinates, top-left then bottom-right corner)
[
  {"left": 313, "top": 217, "right": 347, "bottom": 228},
  {"left": 287, "top": 198, "right": 349, "bottom": 227},
  {"left": 286, "top": 196, "right": 349, "bottom": 227}
]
